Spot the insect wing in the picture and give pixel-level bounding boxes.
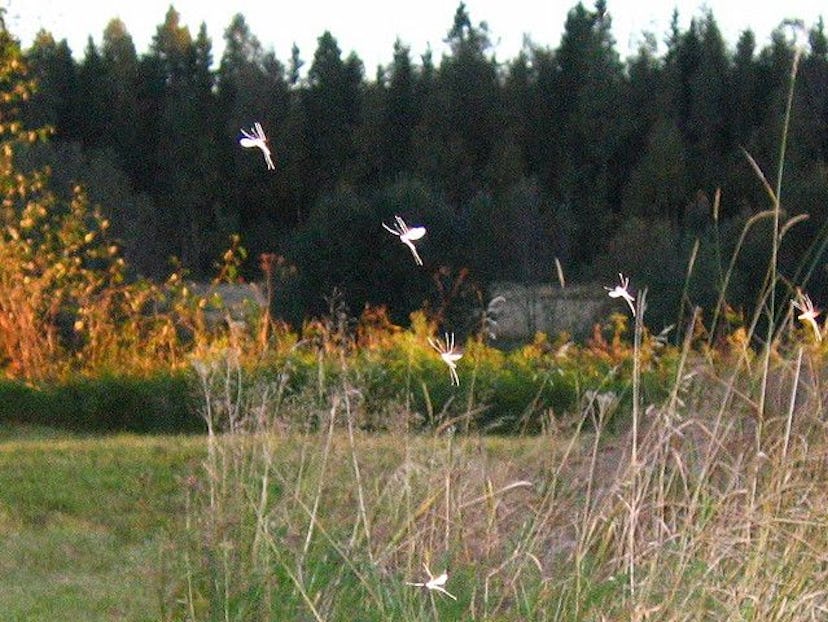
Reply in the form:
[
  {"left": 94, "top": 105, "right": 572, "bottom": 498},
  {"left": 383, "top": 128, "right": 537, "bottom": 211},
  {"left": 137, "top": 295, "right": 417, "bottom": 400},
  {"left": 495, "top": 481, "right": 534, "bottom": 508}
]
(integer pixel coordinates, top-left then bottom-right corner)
[{"left": 403, "top": 226, "right": 426, "bottom": 241}]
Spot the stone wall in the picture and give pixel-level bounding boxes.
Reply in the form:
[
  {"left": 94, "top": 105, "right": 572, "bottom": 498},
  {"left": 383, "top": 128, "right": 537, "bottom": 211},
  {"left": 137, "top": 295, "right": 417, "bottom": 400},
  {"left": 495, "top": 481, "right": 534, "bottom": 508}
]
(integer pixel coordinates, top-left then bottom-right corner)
[
  {"left": 488, "top": 282, "right": 614, "bottom": 341},
  {"left": 188, "top": 282, "right": 267, "bottom": 325},
  {"left": 188, "top": 281, "right": 614, "bottom": 342}
]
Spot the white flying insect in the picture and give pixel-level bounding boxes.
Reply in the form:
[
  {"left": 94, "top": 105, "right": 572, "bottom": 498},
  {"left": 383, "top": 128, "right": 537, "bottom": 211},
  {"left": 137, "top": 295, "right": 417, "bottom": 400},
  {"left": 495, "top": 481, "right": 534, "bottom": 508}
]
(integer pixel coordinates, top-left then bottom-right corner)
[
  {"left": 604, "top": 272, "right": 636, "bottom": 317},
  {"left": 428, "top": 332, "right": 463, "bottom": 386},
  {"left": 382, "top": 215, "right": 426, "bottom": 266},
  {"left": 792, "top": 289, "right": 822, "bottom": 342},
  {"left": 405, "top": 564, "right": 457, "bottom": 600},
  {"left": 239, "top": 122, "right": 275, "bottom": 170}
]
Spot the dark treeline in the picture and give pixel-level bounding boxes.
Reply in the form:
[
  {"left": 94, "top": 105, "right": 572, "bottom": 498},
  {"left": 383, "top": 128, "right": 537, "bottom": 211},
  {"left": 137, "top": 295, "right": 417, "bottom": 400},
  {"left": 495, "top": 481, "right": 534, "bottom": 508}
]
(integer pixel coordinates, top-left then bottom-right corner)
[{"left": 17, "top": 1, "right": 828, "bottom": 330}]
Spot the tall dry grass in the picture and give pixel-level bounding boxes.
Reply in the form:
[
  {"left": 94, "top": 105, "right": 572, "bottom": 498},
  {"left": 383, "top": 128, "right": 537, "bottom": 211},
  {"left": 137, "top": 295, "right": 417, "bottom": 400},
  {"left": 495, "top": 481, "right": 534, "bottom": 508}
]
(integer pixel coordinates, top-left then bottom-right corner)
[{"left": 168, "top": 322, "right": 826, "bottom": 620}]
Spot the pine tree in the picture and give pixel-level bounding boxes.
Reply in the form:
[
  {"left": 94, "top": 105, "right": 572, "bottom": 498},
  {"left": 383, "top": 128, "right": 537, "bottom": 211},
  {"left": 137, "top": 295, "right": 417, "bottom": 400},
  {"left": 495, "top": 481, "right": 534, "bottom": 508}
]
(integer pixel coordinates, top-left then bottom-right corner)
[
  {"left": 380, "top": 39, "right": 418, "bottom": 179},
  {"left": 101, "top": 19, "right": 142, "bottom": 179},
  {"left": 429, "top": 2, "right": 503, "bottom": 205},
  {"left": 76, "top": 37, "right": 114, "bottom": 148},
  {"left": 21, "top": 31, "right": 77, "bottom": 136},
  {"left": 554, "top": 1, "right": 624, "bottom": 264},
  {"left": 304, "top": 31, "right": 363, "bottom": 195},
  {"left": 149, "top": 7, "right": 224, "bottom": 273}
]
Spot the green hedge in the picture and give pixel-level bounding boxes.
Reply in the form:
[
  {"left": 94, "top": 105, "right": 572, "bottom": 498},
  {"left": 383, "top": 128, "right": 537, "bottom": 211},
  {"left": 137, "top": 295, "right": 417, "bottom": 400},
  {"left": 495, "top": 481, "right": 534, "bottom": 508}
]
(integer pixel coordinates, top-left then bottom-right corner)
[
  {"left": 0, "top": 373, "right": 203, "bottom": 434},
  {"left": 0, "top": 339, "right": 677, "bottom": 435}
]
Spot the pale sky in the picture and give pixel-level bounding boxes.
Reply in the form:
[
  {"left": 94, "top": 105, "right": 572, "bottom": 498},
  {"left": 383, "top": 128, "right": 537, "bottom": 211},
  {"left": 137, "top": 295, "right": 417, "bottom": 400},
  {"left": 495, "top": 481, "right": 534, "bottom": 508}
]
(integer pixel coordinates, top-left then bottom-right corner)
[{"left": 5, "top": 0, "right": 826, "bottom": 72}]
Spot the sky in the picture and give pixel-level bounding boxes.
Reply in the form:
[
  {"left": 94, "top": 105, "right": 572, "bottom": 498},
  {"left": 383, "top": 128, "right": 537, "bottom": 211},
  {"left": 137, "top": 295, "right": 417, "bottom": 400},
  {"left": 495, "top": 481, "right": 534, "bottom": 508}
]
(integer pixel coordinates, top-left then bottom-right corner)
[{"left": 5, "top": 0, "right": 827, "bottom": 72}]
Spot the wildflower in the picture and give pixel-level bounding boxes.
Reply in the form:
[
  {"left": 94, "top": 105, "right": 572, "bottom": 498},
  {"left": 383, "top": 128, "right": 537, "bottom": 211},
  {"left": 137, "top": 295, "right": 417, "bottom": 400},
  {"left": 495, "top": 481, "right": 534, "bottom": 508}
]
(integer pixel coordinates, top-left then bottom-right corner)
[
  {"left": 239, "top": 122, "right": 275, "bottom": 170},
  {"left": 382, "top": 215, "right": 426, "bottom": 266},
  {"left": 405, "top": 563, "right": 457, "bottom": 601},
  {"left": 604, "top": 272, "right": 636, "bottom": 317},
  {"left": 428, "top": 332, "right": 463, "bottom": 386},
  {"left": 792, "top": 290, "right": 822, "bottom": 342}
]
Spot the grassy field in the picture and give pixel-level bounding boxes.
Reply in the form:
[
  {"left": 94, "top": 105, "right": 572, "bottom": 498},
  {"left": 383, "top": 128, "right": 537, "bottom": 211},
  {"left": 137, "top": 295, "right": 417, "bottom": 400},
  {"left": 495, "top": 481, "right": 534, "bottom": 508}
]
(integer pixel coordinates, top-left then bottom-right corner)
[
  {"left": 0, "top": 427, "right": 204, "bottom": 621},
  {"left": 1, "top": 354, "right": 826, "bottom": 622}
]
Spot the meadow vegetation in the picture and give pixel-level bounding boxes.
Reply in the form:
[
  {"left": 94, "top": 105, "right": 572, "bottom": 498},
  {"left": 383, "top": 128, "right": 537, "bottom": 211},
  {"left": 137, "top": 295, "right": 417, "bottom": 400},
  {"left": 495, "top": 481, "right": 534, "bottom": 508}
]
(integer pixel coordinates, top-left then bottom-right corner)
[
  {"left": 2, "top": 206, "right": 826, "bottom": 620},
  {"left": 2, "top": 322, "right": 825, "bottom": 620}
]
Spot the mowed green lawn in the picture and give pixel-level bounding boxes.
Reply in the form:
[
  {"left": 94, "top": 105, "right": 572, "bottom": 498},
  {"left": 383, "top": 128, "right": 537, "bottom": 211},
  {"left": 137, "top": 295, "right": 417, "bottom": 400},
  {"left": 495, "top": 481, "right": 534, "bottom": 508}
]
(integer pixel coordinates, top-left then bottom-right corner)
[{"left": 0, "top": 425, "right": 205, "bottom": 621}]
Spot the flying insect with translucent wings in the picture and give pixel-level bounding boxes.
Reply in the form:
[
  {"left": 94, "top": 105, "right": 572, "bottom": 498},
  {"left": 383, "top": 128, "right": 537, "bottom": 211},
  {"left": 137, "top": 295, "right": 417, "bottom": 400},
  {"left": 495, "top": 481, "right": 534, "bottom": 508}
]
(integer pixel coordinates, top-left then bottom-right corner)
[
  {"left": 382, "top": 215, "right": 426, "bottom": 266},
  {"left": 239, "top": 122, "right": 275, "bottom": 170}
]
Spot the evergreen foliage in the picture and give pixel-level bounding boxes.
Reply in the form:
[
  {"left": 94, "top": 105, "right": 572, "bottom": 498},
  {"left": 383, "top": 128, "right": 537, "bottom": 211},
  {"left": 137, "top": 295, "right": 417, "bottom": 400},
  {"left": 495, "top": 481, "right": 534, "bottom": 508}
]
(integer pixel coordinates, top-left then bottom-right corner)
[{"left": 13, "top": 2, "right": 828, "bottom": 328}]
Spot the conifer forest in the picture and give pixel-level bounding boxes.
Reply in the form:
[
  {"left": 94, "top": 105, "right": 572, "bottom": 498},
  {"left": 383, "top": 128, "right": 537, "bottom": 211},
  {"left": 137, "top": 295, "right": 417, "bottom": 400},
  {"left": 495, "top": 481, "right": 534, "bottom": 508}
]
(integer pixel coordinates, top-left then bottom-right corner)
[{"left": 16, "top": 1, "right": 828, "bottom": 330}]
